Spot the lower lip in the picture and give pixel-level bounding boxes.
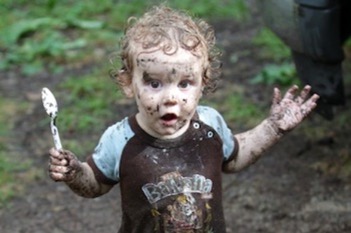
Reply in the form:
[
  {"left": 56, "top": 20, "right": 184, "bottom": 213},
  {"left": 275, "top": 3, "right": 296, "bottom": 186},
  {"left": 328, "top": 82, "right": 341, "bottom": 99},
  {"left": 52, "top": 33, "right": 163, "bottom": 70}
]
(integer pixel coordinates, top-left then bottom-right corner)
[{"left": 161, "top": 118, "right": 178, "bottom": 127}]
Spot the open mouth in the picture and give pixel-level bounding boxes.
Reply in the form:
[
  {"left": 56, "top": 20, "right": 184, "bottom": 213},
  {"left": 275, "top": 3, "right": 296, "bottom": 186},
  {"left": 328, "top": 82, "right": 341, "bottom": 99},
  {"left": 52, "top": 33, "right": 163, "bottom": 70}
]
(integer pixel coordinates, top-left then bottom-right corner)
[{"left": 161, "top": 113, "right": 178, "bottom": 122}]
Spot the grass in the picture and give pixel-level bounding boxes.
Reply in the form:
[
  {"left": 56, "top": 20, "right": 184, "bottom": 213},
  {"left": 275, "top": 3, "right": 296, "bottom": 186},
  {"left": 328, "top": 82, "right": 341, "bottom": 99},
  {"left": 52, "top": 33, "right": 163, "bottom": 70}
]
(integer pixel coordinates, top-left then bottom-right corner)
[
  {"left": 251, "top": 63, "right": 299, "bottom": 87},
  {"left": 0, "top": 0, "right": 247, "bottom": 75},
  {"left": 0, "top": 98, "right": 33, "bottom": 206},
  {"left": 0, "top": 153, "right": 18, "bottom": 205},
  {"left": 0, "top": 0, "right": 249, "bottom": 205},
  {"left": 1, "top": 0, "right": 351, "bottom": 211},
  {"left": 0, "top": 151, "right": 37, "bottom": 207},
  {"left": 59, "top": 68, "right": 123, "bottom": 134},
  {"left": 202, "top": 86, "right": 265, "bottom": 129},
  {"left": 222, "top": 96, "right": 264, "bottom": 128},
  {"left": 252, "top": 27, "right": 291, "bottom": 62},
  {"left": 251, "top": 27, "right": 297, "bottom": 87},
  {"left": 0, "top": 108, "right": 16, "bottom": 204}
]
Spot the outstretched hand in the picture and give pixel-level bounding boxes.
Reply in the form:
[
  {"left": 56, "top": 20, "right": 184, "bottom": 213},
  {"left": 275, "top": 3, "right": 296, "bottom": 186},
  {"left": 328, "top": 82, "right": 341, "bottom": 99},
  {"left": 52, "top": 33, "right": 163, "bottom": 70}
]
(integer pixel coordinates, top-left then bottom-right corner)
[
  {"left": 48, "top": 148, "right": 82, "bottom": 182},
  {"left": 269, "top": 85, "right": 319, "bottom": 133}
]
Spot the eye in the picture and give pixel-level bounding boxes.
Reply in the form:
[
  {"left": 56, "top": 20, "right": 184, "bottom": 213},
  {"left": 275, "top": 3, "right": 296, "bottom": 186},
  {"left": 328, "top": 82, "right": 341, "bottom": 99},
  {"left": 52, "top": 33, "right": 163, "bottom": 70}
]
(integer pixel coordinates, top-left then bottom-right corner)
[
  {"left": 149, "top": 80, "right": 161, "bottom": 89},
  {"left": 178, "top": 80, "right": 191, "bottom": 89}
]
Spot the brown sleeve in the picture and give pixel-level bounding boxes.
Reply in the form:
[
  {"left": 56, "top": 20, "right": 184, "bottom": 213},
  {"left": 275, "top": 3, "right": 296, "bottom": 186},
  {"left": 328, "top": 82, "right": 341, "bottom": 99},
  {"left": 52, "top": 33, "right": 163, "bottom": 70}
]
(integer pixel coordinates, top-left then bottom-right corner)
[
  {"left": 87, "top": 155, "right": 119, "bottom": 186},
  {"left": 222, "top": 136, "right": 239, "bottom": 169}
]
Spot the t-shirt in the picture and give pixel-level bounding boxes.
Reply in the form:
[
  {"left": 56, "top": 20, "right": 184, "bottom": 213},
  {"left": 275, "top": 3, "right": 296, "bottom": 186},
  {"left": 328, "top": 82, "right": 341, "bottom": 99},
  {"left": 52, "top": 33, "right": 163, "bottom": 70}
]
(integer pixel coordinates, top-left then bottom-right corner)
[{"left": 87, "top": 105, "right": 238, "bottom": 233}]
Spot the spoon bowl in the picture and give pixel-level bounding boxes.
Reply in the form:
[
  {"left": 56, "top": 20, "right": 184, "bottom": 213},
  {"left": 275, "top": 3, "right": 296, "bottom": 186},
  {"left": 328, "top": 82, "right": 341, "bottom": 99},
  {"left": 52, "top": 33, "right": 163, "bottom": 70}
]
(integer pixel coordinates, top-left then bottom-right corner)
[
  {"left": 41, "top": 87, "right": 62, "bottom": 150},
  {"left": 42, "top": 87, "right": 58, "bottom": 118}
]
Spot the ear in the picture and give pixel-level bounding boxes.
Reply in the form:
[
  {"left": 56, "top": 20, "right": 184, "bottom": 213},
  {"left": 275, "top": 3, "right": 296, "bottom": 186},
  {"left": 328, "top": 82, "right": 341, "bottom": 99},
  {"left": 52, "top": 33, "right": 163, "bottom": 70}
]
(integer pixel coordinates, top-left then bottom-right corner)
[
  {"left": 117, "top": 70, "right": 134, "bottom": 98},
  {"left": 122, "top": 83, "right": 134, "bottom": 98}
]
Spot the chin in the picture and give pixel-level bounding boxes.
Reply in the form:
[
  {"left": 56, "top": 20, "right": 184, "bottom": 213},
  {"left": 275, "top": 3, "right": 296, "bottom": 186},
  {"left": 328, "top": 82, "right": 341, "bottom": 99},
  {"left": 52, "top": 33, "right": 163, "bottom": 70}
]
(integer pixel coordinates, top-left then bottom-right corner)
[
  {"left": 159, "top": 130, "right": 177, "bottom": 137},
  {"left": 159, "top": 127, "right": 187, "bottom": 139}
]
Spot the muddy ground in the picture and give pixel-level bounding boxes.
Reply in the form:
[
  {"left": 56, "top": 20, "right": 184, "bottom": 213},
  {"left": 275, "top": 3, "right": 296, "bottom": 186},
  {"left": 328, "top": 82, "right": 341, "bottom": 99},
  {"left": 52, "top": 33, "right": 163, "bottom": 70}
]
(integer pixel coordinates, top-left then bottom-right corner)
[{"left": 1, "top": 7, "right": 351, "bottom": 233}]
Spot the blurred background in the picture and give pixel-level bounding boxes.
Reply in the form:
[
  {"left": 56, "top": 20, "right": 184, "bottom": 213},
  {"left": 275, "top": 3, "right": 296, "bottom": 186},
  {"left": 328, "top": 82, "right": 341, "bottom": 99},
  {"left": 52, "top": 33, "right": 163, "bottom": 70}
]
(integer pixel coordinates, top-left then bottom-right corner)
[{"left": 0, "top": 0, "right": 351, "bottom": 232}]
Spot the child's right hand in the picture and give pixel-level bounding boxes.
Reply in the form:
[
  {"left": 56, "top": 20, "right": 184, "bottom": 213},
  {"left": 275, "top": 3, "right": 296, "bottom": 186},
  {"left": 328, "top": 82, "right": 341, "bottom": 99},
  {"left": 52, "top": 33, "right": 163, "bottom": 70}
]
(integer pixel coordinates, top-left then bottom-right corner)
[{"left": 48, "top": 148, "right": 82, "bottom": 183}]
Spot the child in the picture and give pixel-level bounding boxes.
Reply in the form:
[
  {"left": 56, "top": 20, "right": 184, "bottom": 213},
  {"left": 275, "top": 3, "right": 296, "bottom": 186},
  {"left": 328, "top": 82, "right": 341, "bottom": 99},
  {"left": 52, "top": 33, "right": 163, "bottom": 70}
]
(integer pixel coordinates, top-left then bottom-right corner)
[{"left": 48, "top": 5, "right": 319, "bottom": 233}]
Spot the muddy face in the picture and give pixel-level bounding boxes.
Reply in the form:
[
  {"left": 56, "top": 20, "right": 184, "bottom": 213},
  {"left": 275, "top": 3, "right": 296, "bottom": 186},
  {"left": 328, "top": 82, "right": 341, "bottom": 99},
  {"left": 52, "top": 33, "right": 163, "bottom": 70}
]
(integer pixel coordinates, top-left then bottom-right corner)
[{"left": 125, "top": 47, "right": 204, "bottom": 139}]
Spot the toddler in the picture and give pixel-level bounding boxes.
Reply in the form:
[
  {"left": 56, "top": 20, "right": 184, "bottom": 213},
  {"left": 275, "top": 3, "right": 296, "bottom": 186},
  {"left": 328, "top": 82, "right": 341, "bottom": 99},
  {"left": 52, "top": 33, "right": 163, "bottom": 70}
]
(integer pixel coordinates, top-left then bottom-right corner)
[{"left": 48, "top": 5, "right": 319, "bottom": 233}]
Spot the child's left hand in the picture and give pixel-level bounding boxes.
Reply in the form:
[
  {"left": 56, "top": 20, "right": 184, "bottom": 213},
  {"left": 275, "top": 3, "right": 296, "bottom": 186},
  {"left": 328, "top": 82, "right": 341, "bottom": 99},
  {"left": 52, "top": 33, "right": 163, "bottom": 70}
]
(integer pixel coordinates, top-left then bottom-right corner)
[{"left": 269, "top": 85, "right": 319, "bottom": 133}]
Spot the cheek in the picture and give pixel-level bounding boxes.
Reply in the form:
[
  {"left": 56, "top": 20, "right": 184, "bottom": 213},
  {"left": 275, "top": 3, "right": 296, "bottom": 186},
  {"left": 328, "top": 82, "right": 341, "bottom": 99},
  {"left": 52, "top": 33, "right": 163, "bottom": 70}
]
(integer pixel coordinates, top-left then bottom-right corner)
[
  {"left": 182, "top": 90, "right": 202, "bottom": 106},
  {"left": 180, "top": 93, "right": 201, "bottom": 114},
  {"left": 138, "top": 89, "right": 159, "bottom": 115},
  {"left": 133, "top": 83, "right": 141, "bottom": 99}
]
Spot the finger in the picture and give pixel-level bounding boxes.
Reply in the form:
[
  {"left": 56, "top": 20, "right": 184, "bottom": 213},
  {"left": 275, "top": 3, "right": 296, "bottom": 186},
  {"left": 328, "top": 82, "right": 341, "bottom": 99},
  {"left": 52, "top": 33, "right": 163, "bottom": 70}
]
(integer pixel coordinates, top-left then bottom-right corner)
[
  {"left": 304, "top": 93, "right": 320, "bottom": 107},
  {"left": 300, "top": 105, "right": 315, "bottom": 117},
  {"left": 49, "top": 172, "right": 67, "bottom": 182},
  {"left": 49, "top": 148, "right": 65, "bottom": 160},
  {"left": 272, "top": 87, "right": 282, "bottom": 105},
  {"left": 310, "top": 93, "right": 320, "bottom": 103},
  {"left": 295, "top": 85, "right": 311, "bottom": 105},
  {"left": 300, "top": 94, "right": 319, "bottom": 116},
  {"left": 49, "top": 164, "right": 70, "bottom": 174},
  {"left": 296, "top": 85, "right": 311, "bottom": 104},
  {"left": 300, "top": 85, "right": 312, "bottom": 99},
  {"left": 62, "top": 150, "right": 76, "bottom": 161},
  {"left": 283, "top": 85, "right": 299, "bottom": 100},
  {"left": 50, "top": 156, "right": 68, "bottom": 166}
]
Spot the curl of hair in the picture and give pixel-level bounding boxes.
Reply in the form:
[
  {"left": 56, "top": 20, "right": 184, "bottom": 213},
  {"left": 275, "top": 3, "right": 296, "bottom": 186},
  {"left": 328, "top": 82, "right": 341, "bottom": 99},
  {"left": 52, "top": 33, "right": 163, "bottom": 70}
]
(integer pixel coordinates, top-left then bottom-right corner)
[{"left": 110, "top": 5, "right": 221, "bottom": 95}]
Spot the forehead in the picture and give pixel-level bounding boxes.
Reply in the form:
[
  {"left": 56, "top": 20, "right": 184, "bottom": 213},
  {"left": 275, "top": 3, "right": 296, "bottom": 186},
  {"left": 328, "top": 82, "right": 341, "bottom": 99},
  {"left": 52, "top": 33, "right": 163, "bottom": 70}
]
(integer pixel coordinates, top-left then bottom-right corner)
[{"left": 135, "top": 48, "right": 204, "bottom": 74}]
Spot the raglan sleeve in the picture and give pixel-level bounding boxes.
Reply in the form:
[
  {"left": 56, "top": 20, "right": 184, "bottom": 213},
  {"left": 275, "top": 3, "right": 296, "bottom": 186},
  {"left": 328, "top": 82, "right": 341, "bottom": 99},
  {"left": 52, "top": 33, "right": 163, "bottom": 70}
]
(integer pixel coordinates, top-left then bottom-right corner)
[
  {"left": 197, "top": 106, "right": 239, "bottom": 162},
  {"left": 87, "top": 118, "right": 132, "bottom": 185}
]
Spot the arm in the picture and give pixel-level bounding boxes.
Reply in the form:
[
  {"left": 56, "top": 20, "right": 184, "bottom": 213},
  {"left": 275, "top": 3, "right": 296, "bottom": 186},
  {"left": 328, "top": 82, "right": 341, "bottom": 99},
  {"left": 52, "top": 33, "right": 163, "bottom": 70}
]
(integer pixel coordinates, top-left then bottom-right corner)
[
  {"left": 49, "top": 148, "right": 113, "bottom": 198},
  {"left": 223, "top": 85, "right": 319, "bottom": 172}
]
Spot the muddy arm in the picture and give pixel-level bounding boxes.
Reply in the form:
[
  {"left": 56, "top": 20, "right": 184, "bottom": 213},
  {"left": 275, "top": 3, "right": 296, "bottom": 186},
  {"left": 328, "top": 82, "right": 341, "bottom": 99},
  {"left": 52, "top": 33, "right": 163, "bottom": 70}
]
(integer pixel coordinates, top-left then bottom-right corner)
[
  {"left": 223, "top": 119, "right": 282, "bottom": 172},
  {"left": 223, "top": 85, "right": 319, "bottom": 172},
  {"left": 65, "top": 162, "right": 113, "bottom": 198},
  {"left": 49, "top": 148, "right": 113, "bottom": 198}
]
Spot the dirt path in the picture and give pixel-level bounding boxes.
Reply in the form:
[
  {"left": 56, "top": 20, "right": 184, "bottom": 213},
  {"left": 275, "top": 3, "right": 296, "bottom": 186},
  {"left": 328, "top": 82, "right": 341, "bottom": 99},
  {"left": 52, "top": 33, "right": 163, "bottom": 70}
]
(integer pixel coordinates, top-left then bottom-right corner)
[
  {"left": 1, "top": 12, "right": 351, "bottom": 233},
  {"left": 1, "top": 132, "right": 351, "bottom": 233}
]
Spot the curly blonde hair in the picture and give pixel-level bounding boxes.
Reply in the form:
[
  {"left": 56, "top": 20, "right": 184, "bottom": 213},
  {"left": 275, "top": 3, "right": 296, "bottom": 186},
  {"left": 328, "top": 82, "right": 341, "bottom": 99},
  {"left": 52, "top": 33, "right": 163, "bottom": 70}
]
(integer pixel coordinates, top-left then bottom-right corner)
[{"left": 110, "top": 5, "right": 221, "bottom": 94}]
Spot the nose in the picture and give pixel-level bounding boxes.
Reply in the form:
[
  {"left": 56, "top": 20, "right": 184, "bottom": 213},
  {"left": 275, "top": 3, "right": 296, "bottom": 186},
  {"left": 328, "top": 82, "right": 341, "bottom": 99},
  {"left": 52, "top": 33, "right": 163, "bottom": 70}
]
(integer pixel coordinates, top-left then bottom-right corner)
[{"left": 163, "top": 89, "right": 178, "bottom": 106}]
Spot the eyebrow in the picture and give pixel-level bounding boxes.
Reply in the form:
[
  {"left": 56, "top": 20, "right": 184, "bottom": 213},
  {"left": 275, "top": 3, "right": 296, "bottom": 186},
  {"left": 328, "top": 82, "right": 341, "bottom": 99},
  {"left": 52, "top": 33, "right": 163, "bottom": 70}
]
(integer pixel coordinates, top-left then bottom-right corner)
[
  {"left": 142, "top": 70, "right": 195, "bottom": 83},
  {"left": 142, "top": 72, "right": 153, "bottom": 82}
]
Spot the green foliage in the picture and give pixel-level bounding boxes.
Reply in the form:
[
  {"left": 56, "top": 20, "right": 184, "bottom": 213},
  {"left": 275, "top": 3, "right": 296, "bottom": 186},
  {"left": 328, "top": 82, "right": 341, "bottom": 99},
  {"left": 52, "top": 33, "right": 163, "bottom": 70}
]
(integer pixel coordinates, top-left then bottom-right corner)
[
  {"left": 344, "top": 37, "right": 351, "bottom": 48},
  {"left": 0, "top": 149, "right": 37, "bottom": 207},
  {"left": 0, "top": 16, "right": 101, "bottom": 75},
  {"left": 0, "top": 0, "right": 120, "bottom": 75},
  {"left": 251, "top": 63, "right": 299, "bottom": 87},
  {"left": 0, "top": 152, "right": 18, "bottom": 205},
  {"left": 170, "top": 0, "right": 248, "bottom": 20},
  {"left": 252, "top": 27, "right": 291, "bottom": 62},
  {"left": 63, "top": 140, "right": 98, "bottom": 160},
  {"left": 0, "top": 0, "right": 248, "bottom": 75},
  {"left": 58, "top": 70, "right": 122, "bottom": 133},
  {"left": 251, "top": 27, "right": 298, "bottom": 87},
  {"left": 0, "top": 98, "right": 28, "bottom": 206},
  {"left": 0, "top": 102, "right": 14, "bottom": 203},
  {"left": 224, "top": 95, "right": 263, "bottom": 127}
]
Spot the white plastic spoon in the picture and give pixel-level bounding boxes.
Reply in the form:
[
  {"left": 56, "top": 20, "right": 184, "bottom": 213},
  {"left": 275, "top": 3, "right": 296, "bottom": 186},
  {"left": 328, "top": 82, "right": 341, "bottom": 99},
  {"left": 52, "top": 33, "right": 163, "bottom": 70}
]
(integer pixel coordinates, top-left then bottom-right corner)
[{"left": 41, "top": 87, "right": 62, "bottom": 150}]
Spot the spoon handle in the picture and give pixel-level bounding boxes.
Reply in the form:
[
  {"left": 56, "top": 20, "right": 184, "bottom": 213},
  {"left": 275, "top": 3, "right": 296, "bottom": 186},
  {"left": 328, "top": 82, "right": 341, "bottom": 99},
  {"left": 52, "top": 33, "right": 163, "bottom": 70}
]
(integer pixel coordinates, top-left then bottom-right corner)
[{"left": 51, "top": 119, "right": 62, "bottom": 150}]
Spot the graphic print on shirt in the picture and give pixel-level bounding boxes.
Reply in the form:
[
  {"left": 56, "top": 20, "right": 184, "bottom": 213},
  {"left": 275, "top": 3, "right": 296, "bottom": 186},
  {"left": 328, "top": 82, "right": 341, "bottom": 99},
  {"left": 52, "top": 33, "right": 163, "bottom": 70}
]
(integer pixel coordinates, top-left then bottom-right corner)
[{"left": 142, "top": 171, "right": 214, "bottom": 232}]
